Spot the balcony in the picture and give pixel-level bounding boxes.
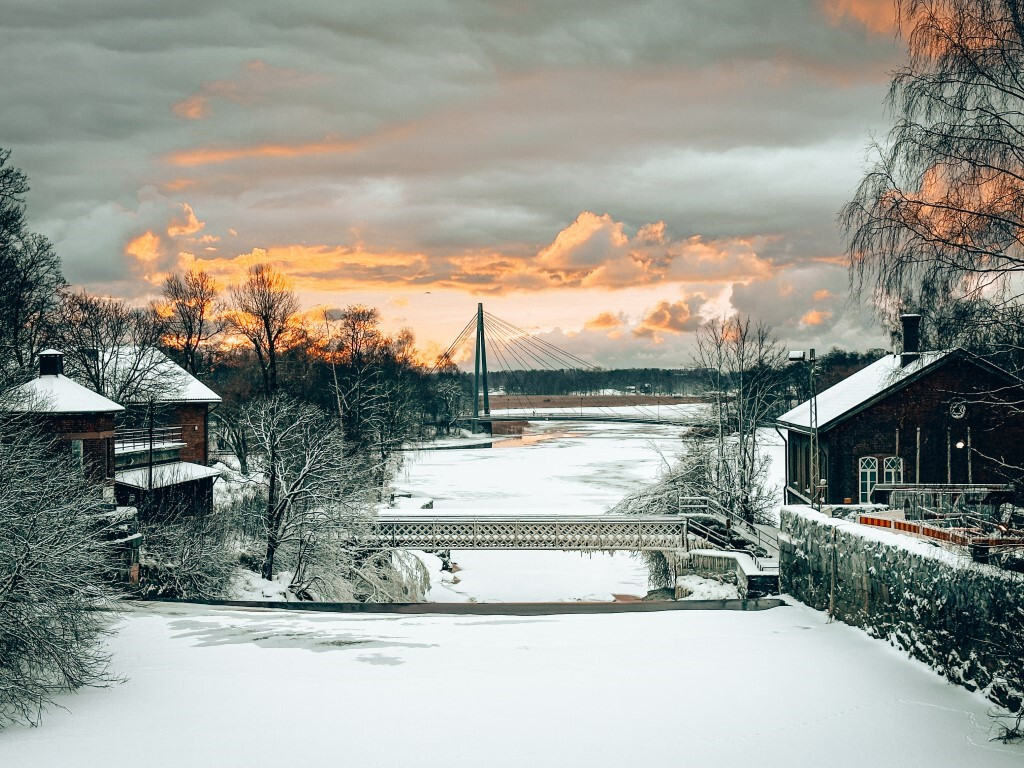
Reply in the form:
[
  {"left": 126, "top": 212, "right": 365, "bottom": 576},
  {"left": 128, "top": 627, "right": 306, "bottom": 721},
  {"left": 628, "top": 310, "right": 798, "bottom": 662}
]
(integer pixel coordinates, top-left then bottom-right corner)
[{"left": 114, "top": 426, "right": 186, "bottom": 457}]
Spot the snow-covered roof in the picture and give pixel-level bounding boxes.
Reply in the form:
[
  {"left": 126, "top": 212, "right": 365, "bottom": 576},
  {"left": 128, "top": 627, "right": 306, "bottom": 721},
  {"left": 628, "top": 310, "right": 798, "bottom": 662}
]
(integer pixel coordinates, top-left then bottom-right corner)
[
  {"left": 115, "top": 461, "right": 221, "bottom": 490},
  {"left": 3, "top": 373, "right": 125, "bottom": 414},
  {"left": 777, "top": 351, "right": 951, "bottom": 433},
  {"left": 106, "top": 347, "right": 221, "bottom": 404}
]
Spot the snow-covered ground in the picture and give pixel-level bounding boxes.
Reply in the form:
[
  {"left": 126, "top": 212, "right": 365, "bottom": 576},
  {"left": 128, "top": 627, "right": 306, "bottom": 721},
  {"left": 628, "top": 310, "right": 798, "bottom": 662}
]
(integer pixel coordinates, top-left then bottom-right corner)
[
  {"left": 395, "top": 418, "right": 687, "bottom": 601},
  {"left": 2, "top": 601, "right": 1020, "bottom": 767}
]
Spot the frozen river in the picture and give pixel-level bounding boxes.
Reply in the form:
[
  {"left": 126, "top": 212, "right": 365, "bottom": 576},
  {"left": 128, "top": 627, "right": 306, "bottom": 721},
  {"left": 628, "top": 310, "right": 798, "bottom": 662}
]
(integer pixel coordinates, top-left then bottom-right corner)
[{"left": 393, "top": 417, "right": 689, "bottom": 601}]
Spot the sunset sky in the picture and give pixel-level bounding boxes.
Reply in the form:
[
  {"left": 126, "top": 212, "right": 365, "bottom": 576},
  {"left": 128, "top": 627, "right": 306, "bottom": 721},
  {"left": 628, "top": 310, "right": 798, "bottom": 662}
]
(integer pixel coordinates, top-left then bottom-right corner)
[{"left": 1, "top": 0, "right": 903, "bottom": 367}]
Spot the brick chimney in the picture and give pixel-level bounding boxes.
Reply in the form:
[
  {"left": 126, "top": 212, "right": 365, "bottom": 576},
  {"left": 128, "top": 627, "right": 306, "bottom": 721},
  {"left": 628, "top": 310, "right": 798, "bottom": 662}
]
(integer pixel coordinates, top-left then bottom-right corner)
[
  {"left": 38, "top": 348, "right": 64, "bottom": 376},
  {"left": 900, "top": 314, "right": 921, "bottom": 367}
]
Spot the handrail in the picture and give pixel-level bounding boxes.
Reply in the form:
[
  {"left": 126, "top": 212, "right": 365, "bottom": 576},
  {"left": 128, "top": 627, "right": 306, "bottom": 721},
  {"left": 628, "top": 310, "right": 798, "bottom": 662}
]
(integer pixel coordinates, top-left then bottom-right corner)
[
  {"left": 114, "top": 426, "right": 184, "bottom": 451},
  {"left": 686, "top": 517, "right": 776, "bottom": 573},
  {"left": 615, "top": 485, "right": 781, "bottom": 557}
]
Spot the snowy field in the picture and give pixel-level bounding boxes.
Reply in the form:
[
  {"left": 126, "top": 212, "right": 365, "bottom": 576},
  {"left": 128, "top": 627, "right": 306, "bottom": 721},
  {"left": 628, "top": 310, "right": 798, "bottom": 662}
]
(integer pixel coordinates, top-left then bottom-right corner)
[
  {"left": 2, "top": 601, "right": 1020, "bottom": 768},
  {"left": 395, "top": 418, "right": 686, "bottom": 601},
  {"left": 394, "top": 417, "right": 786, "bottom": 600}
]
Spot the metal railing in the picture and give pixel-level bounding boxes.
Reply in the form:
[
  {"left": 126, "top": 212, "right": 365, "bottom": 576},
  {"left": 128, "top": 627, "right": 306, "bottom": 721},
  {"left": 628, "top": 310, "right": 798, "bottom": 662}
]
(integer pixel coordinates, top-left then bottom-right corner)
[
  {"left": 369, "top": 513, "right": 687, "bottom": 551},
  {"left": 114, "top": 426, "right": 184, "bottom": 452},
  {"left": 685, "top": 517, "right": 778, "bottom": 574}
]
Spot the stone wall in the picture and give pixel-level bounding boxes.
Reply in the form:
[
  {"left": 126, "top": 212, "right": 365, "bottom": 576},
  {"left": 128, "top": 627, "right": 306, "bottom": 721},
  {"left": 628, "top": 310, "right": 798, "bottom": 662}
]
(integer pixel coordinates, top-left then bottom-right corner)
[{"left": 780, "top": 505, "right": 1023, "bottom": 711}]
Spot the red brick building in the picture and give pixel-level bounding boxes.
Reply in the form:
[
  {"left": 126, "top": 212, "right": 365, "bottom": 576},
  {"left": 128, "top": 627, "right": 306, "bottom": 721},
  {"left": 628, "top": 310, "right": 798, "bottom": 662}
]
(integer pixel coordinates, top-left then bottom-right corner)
[
  {"left": 4, "top": 347, "right": 222, "bottom": 517},
  {"left": 5, "top": 349, "right": 124, "bottom": 492},
  {"left": 111, "top": 349, "right": 222, "bottom": 517},
  {"left": 777, "top": 316, "right": 1024, "bottom": 507}
]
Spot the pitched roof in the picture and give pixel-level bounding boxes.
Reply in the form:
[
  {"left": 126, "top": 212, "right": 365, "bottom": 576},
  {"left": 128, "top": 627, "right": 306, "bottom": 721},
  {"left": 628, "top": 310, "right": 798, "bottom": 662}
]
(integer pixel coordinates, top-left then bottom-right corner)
[
  {"left": 106, "top": 347, "right": 221, "bottom": 404},
  {"left": 777, "top": 350, "right": 952, "bottom": 433},
  {"left": 4, "top": 373, "right": 125, "bottom": 414},
  {"left": 115, "top": 461, "right": 221, "bottom": 489}
]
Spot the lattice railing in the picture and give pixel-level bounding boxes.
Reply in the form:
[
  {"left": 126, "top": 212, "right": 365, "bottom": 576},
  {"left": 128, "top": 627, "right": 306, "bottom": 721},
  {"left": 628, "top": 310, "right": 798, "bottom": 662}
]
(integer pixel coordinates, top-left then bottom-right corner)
[{"left": 368, "top": 515, "right": 686, "bottom": 551}]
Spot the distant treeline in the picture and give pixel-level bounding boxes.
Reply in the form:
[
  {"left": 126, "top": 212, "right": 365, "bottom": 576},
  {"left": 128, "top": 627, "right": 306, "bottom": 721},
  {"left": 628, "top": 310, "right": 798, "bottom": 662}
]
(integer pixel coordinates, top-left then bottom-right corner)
[{"left": 485, "top": 348, "right": 885, "bottom": 399}]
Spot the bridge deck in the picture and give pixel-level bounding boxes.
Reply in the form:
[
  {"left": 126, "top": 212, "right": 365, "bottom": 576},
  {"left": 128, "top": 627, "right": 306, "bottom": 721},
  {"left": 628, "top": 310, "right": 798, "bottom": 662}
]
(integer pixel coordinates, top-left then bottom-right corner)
[{"left": 370, "top": 513, "right": 688, "bottom": 551}]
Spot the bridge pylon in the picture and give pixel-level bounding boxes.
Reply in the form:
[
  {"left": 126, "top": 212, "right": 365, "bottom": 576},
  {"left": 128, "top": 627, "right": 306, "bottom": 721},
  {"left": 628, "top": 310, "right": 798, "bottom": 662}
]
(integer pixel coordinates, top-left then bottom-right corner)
[{"left": 472, "top": 302, "right": 491, "bottom": 432}]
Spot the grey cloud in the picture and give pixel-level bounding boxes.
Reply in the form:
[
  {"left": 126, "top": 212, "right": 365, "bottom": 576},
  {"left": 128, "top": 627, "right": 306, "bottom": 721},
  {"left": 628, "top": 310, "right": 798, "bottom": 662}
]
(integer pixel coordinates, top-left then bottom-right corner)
[{"left": 0, "top": 0, "right": 899, "bottom": 359}]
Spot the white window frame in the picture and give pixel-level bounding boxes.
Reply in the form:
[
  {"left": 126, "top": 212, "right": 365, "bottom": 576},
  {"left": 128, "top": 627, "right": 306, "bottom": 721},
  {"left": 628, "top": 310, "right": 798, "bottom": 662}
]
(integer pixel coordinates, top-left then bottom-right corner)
[
  {"left": 859, "top": 456, "right": 878, "bottom": 504},
  {"left": 883, "top": 456, "right": 903, "bottom": 485}
]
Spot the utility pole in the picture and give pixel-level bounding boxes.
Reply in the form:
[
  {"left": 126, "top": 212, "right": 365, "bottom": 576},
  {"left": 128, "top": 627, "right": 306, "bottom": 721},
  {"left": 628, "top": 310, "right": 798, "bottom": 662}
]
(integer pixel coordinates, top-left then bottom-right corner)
[
  {"left": 147, "top": 398, "right": 155, "bottom": 493},
  {"left": 808, "top": 348, "right": 820, "bottom": 511},
  {"left": 788, "top": 348, "right": 822, "bottom": 510}
]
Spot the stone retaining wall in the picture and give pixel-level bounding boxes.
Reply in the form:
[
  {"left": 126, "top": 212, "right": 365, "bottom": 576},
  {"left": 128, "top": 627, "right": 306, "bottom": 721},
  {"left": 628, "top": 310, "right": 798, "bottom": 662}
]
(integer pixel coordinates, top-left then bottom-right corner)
[{"left": 780, "top": 505, "right": 1024, "bottom": 711}]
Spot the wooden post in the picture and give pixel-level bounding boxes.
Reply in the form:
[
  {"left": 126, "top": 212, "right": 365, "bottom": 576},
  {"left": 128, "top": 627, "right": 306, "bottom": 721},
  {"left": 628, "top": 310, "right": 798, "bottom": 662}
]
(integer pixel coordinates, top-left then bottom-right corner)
[{"left": 915, "top": 427, "right": 921, "bottom": 483}]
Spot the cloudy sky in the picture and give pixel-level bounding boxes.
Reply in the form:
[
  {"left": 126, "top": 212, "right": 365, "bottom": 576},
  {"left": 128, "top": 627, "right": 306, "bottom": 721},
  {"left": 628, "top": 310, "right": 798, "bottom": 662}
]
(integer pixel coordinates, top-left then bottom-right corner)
[{"left": 1, "top": 0, "right": 902, "bottom": 367}]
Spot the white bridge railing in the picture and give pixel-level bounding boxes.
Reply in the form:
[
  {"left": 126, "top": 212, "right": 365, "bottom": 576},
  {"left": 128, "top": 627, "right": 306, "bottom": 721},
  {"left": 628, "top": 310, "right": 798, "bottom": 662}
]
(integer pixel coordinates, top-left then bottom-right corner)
[{"left": 369, "top": 513, "right": 687, "bottom": 551}]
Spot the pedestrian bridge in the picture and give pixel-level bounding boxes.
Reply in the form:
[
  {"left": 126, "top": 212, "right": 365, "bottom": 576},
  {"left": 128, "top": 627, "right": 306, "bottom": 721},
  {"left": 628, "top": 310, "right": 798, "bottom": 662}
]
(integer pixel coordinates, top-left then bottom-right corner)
[{"left": 370, "top": 512, "right": 688, "bottom": 551}]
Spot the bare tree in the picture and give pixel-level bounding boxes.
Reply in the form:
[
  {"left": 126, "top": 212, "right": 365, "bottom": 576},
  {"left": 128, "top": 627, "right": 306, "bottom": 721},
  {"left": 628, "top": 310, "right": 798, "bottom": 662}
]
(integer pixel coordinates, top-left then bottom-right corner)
[
  {"left": 157, "top": 268, "right": 222, "bottom": 375},
  {"left": 0, "top": 415, "right": 119, "bottom": 727},
  {"left": 842, "top": 0, "right": 1024, "bottom": 351},
  {"left": 52, "top": 291, "right": 173, "bottom": 403},
  {"left": 0, "top": 148, "right": 28, "bottom": 255},
  {"left": 0, "top": 150, "right": 65, "bottom": 379},
  {"left": 328, "top": 305, "right": 387, "bottom": 444},
  {"left": 226, "top": 264, "right": 300, "bottom": 396},
  {"left": 240, "top": 396, "right": 375, "bottom": 583},
  {"left": 691, "top": 316, "right": 786, "bottom": 523}
]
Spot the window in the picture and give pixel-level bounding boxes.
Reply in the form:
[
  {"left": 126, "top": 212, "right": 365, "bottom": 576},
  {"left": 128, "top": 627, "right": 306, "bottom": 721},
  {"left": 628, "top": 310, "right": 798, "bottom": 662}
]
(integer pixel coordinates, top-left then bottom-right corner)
[
  {"left": 71, "top": 439, "right": 84, "bottom": 475},
  {"left": 859, "top": 456, "right": 878, "bottom": 504},
  {"left": 883, "top": 456, "right": 903, "bottom": 485}
]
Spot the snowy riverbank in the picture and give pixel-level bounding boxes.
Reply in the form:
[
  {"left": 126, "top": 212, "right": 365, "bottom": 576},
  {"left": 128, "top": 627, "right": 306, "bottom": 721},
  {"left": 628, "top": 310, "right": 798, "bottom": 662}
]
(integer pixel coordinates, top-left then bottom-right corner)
[{"left": 2, "top": 600, "right": 1020, "bottom": 767}]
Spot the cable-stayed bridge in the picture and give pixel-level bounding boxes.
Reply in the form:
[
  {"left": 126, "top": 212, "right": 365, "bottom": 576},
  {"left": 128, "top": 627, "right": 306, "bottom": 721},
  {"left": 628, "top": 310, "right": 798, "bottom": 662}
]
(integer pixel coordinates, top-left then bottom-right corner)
[{"left": 433, "top": 303, "right": 706, "bottom": 428}]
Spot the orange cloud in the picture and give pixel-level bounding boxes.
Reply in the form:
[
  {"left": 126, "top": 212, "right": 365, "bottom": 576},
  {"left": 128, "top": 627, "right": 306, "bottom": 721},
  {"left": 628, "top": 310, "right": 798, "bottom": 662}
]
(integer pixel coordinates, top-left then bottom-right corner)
[
  {"left": 801, "top": 309, "right": 833, "bottom": 326},
  {"left": 163, "top": 178, "right": 196, "bottom": 192},
  {"left": 818, "top": 0, "right": 896, "bottom": 35},
  {"left": 584, "top": 311, "right": 625, "bottom": 330},
  {"left": 533, "top": 212, "right": 775, "bottom": 290},
  {"left": 128, "top": 212, "right": 777, "bottom": 302},
  {"left": 175, "top": 244, "right": 431, "bottom": 292},
  {"left": 172, "top": 94, "right": 208, "bottom": 120},
  {"left": 125, "top": 231, "right": 161, "bottom": 263},
  {"left": 633, "top": 298, "right": 704, "bottom": 340},
  {"left": 812, "top": 289, "right": 834, "bottom": 301},
  {"left": 166, "top": 203, "right": 205, "bottom": 237},
  {"left": 165, "top": 137, "right": 359, "bottom": 167}
]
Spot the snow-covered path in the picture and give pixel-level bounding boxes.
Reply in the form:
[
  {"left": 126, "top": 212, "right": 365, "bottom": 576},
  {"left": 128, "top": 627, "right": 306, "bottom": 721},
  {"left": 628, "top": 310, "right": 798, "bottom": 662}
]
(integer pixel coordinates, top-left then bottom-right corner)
[{"left": 2, "top": 601, "right": 1020, "bottom": 767}]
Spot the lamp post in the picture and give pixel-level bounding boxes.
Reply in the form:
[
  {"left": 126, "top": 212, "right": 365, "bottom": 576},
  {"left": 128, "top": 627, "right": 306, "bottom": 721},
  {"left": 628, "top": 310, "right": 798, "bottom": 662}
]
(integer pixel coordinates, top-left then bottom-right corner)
[{"left": 788, "top": 348, "right": 823, "bottom": 511}]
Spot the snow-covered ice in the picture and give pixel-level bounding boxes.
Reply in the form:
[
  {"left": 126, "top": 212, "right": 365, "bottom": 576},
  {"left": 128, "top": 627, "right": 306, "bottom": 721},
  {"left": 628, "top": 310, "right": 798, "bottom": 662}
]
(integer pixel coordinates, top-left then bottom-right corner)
[
  {"left": 396, "top": 419, "right": 685, "bottom": 601},
  {"left": 1, "top": 600, "right": 1020, "bottom": 768}
]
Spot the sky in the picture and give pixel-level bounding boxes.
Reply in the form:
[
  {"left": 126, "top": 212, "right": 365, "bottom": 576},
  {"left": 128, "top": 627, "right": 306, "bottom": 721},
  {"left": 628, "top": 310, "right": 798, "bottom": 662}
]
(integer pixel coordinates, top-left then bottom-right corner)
[{"left": 0, "top": 0, "right": 903, "bottom": 367}]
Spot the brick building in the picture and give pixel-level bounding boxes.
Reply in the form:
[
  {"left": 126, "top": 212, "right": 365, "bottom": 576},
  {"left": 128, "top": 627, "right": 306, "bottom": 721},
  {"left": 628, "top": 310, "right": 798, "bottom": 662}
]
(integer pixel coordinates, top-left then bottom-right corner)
[
  {"left": 111, "top": 348, "right": 222, "bottom": 517},
  {"left": 4, "top": 349, "right": 124, "bottom": 492},
  {"left": 777, "top": 315, "right": 1024, "bottom": 507},
  {"left": 4, "top": 347, "right": 222, "bottom": 517}
]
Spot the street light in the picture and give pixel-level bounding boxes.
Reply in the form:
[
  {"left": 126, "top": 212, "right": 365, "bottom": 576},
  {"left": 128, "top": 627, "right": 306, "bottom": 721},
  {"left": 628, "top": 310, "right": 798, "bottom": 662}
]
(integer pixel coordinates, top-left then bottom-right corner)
[{"left": 789, "top": 348, "right": 823, "bottom": 512}]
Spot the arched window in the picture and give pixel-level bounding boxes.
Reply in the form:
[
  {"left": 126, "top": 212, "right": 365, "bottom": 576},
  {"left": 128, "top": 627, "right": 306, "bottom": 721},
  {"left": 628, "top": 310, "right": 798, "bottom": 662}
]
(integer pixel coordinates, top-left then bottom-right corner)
[
  {"left": 883, "top": 456, "right": 903, "bottom": 485},
  {"left": 859, "top": 456, "right": 878, "bottom": 504}
]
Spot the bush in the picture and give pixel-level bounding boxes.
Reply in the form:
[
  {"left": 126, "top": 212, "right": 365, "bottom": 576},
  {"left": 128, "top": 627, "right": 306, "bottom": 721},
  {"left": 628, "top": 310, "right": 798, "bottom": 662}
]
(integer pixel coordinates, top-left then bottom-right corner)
[{"left": 0, "top": 419, "right": 120, "bottom": 727}]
